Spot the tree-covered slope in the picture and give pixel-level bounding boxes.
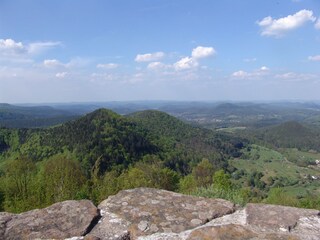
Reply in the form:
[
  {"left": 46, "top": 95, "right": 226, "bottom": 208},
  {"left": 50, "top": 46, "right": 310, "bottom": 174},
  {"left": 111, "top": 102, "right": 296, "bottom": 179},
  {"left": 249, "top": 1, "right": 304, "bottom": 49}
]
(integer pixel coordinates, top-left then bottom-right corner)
[
  {"left": 252, "top": 121, "right": 320, "bottom": 151},
  {"left": 0, "top": 109, "right": 158, "bottom": 175},
  {"left": 0, "top": 109, "right": 245, "bottom": 174},
  {"left": 129, "top": 110, "right": 246, "bottom": 168},
  {"left": 129, "top": 110, "right": 201, "bottom": 141}
]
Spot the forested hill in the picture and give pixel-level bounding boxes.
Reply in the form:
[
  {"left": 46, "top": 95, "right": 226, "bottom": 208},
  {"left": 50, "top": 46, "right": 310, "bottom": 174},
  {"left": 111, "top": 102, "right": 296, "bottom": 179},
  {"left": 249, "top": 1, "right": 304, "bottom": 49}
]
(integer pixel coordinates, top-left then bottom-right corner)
[
  {"left": 129, "top": 110, "right": 202, "bottom": 141},
  {"left": 0, "top": 109, "right": 244, "bottom": 175},
  {"left": 129, "top": 110, "right": 245, "bottom": 159},
  {"left": 0, "top": 108, "right": 246, "bottom": 213},
  {"left": 250, "top": 121, "right": 320, "bottom": 151}
]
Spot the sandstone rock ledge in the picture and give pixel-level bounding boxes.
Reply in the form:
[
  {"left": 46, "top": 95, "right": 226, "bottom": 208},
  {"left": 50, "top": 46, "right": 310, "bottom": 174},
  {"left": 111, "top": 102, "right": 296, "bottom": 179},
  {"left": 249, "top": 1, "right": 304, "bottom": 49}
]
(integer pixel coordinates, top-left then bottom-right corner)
[
  {"left": 0, "top": 188, "right": 319, "bottom": 240},
  {"left": 0, "top": 200, "right": 100, "bottom": 240}
]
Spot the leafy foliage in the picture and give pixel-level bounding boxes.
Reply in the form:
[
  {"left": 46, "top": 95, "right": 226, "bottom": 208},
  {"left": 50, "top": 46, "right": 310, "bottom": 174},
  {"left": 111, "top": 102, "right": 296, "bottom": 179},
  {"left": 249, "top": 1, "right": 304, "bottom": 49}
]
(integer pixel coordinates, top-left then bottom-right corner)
[{"left": 0, "top": 108, "right": 246, "bottom": 212}]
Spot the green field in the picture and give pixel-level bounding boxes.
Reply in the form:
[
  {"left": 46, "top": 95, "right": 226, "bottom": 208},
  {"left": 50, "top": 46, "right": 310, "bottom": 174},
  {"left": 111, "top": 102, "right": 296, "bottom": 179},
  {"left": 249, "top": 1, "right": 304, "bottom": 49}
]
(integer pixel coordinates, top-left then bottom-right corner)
[{"left": 230, "top": 145, "right": 320, "bottom": 195}]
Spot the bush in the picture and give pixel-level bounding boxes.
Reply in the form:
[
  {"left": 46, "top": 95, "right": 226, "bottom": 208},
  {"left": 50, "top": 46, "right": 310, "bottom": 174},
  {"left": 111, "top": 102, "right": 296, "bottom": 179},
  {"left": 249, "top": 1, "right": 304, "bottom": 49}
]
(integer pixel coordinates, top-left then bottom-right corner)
[
  {"left": 264, "top": 188, "right": 299, "bottom": 207},
  {"left": 192, "top": 185, "right": 248, "bottom": 206},
  {"left": 178, "top": 175, "right": 197, "bottom": 194}
]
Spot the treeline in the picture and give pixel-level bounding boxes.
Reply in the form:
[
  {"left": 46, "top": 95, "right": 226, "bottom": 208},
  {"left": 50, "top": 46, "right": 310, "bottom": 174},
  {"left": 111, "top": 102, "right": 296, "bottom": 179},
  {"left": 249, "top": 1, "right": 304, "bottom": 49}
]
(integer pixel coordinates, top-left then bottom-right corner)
[{"left": 0, "top": 154, "right": 240, "bottom": 213}]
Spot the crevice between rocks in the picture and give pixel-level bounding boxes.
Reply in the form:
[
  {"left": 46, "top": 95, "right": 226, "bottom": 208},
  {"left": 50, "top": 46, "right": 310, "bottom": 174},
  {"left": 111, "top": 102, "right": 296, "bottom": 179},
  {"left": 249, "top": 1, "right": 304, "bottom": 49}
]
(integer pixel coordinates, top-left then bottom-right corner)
[
  {"left": 188, "top": 203, "right": 238, "bottom": 233},
  {"left": 83, "top": 209, "right": 102, "bottom": 237}
]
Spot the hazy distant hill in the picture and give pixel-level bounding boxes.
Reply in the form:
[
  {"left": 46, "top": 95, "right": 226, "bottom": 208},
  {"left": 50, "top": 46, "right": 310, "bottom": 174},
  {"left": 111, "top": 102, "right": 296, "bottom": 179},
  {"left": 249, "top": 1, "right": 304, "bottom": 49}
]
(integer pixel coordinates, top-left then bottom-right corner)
[
  {"left": 0, "top": 103, "right": 79, "bottom": 128},
  {"left": 3, "top": 101, "right": 320, "bottom": 129}
]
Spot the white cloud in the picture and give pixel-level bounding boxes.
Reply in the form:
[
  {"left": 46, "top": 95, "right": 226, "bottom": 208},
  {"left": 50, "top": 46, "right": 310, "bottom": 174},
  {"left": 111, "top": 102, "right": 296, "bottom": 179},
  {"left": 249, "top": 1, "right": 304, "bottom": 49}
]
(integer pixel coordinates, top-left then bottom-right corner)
[
  {"left": 0, "top": 38, "right": 61, "bottom": 58},
  {"left": 308, "top": 55, "right": 320, "bottom": 61},
  {"left": 0, "top": 39, "right": 24, "bottom": 51},
  {"left": 55, "top": 72, "right": 68, "bottom": 78},
  {"left": 174, "top": 57, "right": 199, "bottom": 71},
  {"left": 43, "top": 59, "right": 64, "bottom": 68},
  {"left": 232, "top": 70, "right": 249, "bottom": 78},
  {"left": 27, "top": 41, "right": 61, "bottom": 54},
  {"left": 0, "top": 39, "right": 25, "bottom": 56},
  {"left": 96, "top": 63, "right": 119, "bottom": 69},
  {"left": 147, "top": 62, "right": 168, "bottom": 70},
  {"left": 315, "top": 19, "right": 320, "bottom": 29},
  {"left": 257, "top": 9, "right": 316, "bottom": 37},
  {"left": 191, "top": 46, "right": 216, "bottom": 59},
  {"left": 173, "top": 46, "right": 215, "bottom": 71},
  {"left": 135, "top": 52, "right": 165, "bottom": 62},
  {"left": 43, "top": 58, "right": 91, "bottom": 70},
  {"left": 232, "top": 66, "right": 270, "bottom": 79}
]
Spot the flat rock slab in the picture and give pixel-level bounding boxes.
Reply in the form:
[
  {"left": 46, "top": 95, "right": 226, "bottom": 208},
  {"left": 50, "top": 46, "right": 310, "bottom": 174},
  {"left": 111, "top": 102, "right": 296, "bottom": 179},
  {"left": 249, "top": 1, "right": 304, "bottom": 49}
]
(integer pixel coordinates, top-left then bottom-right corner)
[
  {"left": 186, "top": 224, "right": 300, "bottom": 240},
  {"left": 90, "top": 188, "right": 235, "bottom": 239},
  {"left": 246, "top": 203, "right": 320, "bottom": 232},
  {"left": 1, "top": 200, "right": 100, "bottom": 240},
  {"left": 139, "top": 204, "right": 320, "bottom": 240}
]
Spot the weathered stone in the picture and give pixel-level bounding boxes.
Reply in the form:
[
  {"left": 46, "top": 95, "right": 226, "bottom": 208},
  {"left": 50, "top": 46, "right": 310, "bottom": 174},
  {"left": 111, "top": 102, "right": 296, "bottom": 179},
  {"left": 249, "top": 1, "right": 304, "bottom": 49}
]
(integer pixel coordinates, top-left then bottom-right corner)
[
  {"left": 246, "top": 203, "right": 320, "bottom": 232},
  {"left": 186, "top": 224, "right": 296, "bottom": 240},
  {"left": 0, "top": 212, "right": 14, "bottom": 239},
  {"left": 2, "top": 200, "right": 100, "bottom": 240},
  {"left": 138, "top": 205, "right": 320, "bottom": 240},
  {"left": 1, "top": 189, "right": 320, "bottom": 240},
  {"left": 90, "top": 188, "right": 235, "bottom": 239},
  {"left": 84, "top": 234, "right": 102, "bottom": 240}
]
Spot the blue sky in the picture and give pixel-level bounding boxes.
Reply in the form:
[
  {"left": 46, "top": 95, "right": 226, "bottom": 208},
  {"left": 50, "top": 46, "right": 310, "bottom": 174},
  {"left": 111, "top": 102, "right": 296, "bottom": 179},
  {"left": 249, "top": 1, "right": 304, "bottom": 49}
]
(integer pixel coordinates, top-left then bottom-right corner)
[{"left": 1, "top": 0, "right": 320, "bottom": 103}]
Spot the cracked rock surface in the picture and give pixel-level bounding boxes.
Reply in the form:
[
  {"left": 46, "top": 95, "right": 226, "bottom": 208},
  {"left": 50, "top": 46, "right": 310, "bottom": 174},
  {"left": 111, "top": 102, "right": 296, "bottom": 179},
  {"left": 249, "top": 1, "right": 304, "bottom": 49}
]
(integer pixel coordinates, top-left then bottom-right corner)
[
  {"left": 0, "top": 200, "right": 99, "bottom": 240},
  {"left": 139, "top": 204, "right": 320, "bottom": 240},
  {"left": 1, "top": 188, "right": 320, "bottom": 240},
  {"left": 89, "top": 188, "right": 235, "bottom": 239}
]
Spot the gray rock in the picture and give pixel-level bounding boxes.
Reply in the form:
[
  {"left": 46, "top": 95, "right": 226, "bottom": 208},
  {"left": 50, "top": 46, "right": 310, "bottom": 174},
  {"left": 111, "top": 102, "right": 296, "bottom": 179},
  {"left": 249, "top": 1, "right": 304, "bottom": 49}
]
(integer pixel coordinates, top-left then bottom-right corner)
[
  {"left": 139, "top": 204, "right": 320, "bottom": 240},
  {"left": 89, "top": 188, "right": 235, "bottom": 239},
  {"left": 1, "top": 189, "right": 320, "bottom": 240},
  {"left": 0, "top": 212, "right": 14, "bottom": 239},
  {"left": 2, "top": 200, "right": 100, "bottom": 240},
  {"left": 246, "top": 203, "right": 320, "bottom": 232}
]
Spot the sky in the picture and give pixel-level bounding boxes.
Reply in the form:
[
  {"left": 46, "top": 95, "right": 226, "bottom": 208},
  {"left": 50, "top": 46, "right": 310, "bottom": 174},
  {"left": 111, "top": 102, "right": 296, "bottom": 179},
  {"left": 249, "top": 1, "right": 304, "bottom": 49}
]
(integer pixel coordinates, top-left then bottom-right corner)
[{"left": 1, "top": 0, "right": 320, "bottom": 103}]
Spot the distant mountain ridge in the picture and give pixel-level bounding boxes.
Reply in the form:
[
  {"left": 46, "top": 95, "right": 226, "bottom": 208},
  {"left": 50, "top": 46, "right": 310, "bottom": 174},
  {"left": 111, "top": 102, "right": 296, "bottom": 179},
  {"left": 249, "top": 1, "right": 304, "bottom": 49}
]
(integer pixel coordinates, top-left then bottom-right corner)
[
  {"left": 0, "top": 103, "right": 79, "bottom": 128},
  {"left": 2, "top": 101, "right": 320, "bottom": 129}
]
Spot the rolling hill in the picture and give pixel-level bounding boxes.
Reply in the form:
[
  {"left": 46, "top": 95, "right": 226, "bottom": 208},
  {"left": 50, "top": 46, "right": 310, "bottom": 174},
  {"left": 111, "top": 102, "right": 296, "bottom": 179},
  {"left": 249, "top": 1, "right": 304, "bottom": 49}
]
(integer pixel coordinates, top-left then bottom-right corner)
[
  {"left": 0, "top": 103, "right": 79, "bottom": 128},
  {"left": 0, "top": 109, "right": 244, "bottom": 176},
  {"left": 252, "top": 121, "right": 320, "bottom": 151}
]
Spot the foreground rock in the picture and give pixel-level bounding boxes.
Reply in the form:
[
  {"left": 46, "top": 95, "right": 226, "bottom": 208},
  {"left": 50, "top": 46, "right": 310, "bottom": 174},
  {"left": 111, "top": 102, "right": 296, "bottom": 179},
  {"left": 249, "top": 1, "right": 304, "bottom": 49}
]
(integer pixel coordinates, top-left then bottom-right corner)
[
  {"left": 1, "top": 188, "right": 320, "bottom": 239},
  {"left": 89, "top": 188, "right": 235, "bottom": 239},
  {"left": 139, "top": 203, "right": 320, "bottom": 240},
  {"left": 0, "top": 200, "right": 100, "bottom": 240}
]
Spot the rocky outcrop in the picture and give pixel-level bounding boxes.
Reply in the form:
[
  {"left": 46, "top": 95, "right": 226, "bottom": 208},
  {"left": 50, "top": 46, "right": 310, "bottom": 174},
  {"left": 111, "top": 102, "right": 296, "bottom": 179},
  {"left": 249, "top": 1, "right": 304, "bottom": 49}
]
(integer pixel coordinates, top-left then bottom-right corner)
[
  {"left": 0, "top": 200, "right": 100, "bottom": 240},
  {"left": 0, "top": 188, "right": 320, "bottom": 240},
  {"left": 89, "top": 188, "right": 235, "bottom": 239},
  {"left": 138, "top": 203, "right": 320, "bottom": 240}
]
